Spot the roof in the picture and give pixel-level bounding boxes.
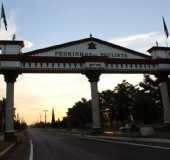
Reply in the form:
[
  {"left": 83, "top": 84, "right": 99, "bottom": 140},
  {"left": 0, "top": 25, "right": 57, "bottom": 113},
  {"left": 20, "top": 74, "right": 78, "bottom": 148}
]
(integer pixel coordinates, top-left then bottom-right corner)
[
  {"left": 147, "top": 46, "right": 170, "bottom": 53},
  {"left": 25, "top": 36, "right": 150, "bottom": 58},
  {"left": 0, "top": 40, "right": 24, "bottom": 47}
]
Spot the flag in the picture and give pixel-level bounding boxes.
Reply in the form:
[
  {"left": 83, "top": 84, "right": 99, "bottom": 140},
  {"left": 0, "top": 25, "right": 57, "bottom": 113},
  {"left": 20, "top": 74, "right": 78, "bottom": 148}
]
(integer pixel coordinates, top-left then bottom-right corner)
[
  {"left": 162, "top": 16, "right": 169, "bottom": 38},
  {"left": 1, "top": 4, "right": 7, "bottom": 30}
]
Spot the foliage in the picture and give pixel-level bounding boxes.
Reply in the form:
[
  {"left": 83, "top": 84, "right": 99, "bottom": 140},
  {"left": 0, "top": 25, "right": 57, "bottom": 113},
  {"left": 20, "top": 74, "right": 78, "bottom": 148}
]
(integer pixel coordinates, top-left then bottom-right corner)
[
  {"left": 138, "top": 74, "right": 163, "bottom": 122},
  {"left": 67, "top": 98, "right": 92, "bottom": 128},
  {"left": 63, "top": 76, "right": 164, "bottom": 129},
  {"left": 112, "top": 80, "right": 137, "bottom": 122},
  {"left": 14, "top": 120, "right": 27, "bottom": 130},
  {"left": 132, "top": 94, "right": 160, "bottom": 123},
  {"left": 31, "top": 74, "right": 167, "bottom": 129},
  {"left": 100, "top": 80, "right": 139, "bottom": 123},
  {"left": 139, "top": 74, "right": 161, "bottom": 106}
]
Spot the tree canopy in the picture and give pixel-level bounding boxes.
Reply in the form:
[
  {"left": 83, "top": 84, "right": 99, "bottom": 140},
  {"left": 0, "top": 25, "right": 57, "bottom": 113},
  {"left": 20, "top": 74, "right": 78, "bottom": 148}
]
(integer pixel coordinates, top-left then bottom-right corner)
[
  {"left": 31, "top": 74, "right": 167, "bottom": 129},
  {"left": 65, "top": 75, "right": 165, "bottom": 129}
]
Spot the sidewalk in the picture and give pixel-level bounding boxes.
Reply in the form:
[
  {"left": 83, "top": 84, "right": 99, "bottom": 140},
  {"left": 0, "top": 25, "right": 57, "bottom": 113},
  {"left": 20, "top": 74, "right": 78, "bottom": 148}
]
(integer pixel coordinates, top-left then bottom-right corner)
[
  {"left": 0, "top": 133, "right": 15, "bottom": 158},
  {"left": 44, "top": 128, "right": 170, "bottom": 144},
  {"left": 0, "top": 142, "right": 15, "bottom": 157},
  {"left": 66, "top": 130, "right": 170, "bottom": 144},
  {"left": 84, "top": 134, "right": 170, "bottom": 144},
  {"left": 0, "top": 130, "right": 27, "bottom": 158}
]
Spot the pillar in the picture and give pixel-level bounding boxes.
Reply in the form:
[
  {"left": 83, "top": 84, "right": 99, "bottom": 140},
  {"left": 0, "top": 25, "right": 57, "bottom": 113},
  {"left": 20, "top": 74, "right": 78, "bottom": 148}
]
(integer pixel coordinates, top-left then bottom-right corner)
[
  {"left": 156, "top": 73, "right": 170, "bottom": 123},
  {"left": 4, "top": 72, "right": 18, "bottom": 141},
  {"left": 85, "top": 71, "right": 101, "bottom": 133}
]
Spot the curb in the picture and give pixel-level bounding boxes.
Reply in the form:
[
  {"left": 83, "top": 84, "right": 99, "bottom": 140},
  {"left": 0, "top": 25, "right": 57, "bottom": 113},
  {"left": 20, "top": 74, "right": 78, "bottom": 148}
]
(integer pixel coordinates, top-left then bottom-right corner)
[
  {"left": 0, "top": 143, "right": 16, "bottom": 157},
  {"left": 62, "top": 132, "right": 170, "bottom": 144},
  {"left": 52, "top": 130, "right": 170, "bottom": 144},
  {"left": 83, "top": 135, "right": 170, "bottom": 144}
]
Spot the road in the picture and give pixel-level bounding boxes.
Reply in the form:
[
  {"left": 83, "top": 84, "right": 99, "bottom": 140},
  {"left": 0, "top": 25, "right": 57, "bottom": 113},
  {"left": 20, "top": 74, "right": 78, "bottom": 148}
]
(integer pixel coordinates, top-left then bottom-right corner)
[{"left": 2, "top": 128, "right": 170, "bottom": 160}]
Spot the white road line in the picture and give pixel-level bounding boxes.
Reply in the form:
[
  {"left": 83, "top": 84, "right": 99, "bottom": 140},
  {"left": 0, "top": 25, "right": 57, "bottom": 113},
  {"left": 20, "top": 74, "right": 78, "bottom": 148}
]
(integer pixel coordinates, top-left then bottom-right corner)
[
  {"left": 29, "top": 140, "right": 33, "bottom": 160},
  {"left": 116, "top": 140, "right": 170, "bottom": 150},
  {"left": 0, "top": 143, "right": 15, "bottom": 157},
  {"left": 88, "top": 138, "right": 170, "bottom": 150}
]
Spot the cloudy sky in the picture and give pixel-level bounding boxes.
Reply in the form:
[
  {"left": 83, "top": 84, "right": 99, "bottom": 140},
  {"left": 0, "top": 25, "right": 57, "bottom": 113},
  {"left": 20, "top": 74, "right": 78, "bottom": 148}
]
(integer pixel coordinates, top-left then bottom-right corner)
[{"left": 0, "top": 0, "right": 170, "bottom": 124}]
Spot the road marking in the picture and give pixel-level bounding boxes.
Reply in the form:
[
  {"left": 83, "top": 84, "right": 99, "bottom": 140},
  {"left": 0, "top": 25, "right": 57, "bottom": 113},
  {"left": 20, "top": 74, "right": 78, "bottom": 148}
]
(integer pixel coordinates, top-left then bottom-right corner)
[
  {"left": 87, "top": 137, "right": 170, "bottom": 150},
  {"left": 0, "top": 143, "right": 15, "bottom": 157},
  {"left": 29, "top": 140, "right": 33, "bottom": 160},
  {"left": 116, "top": 140, "right": 170, "bottom": 150}
]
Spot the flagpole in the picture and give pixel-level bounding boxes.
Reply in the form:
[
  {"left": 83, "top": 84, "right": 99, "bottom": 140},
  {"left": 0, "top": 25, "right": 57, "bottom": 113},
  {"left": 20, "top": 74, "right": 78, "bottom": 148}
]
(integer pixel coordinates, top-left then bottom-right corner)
[
  {"left": 165, "top": 35, "right": 169, "bottom": 47},
  {"left": 0, "top": 4, "right": 2, "bottom": 31},
  {"left": 165, "top": 37, "right": 168, "bottom": 47}
]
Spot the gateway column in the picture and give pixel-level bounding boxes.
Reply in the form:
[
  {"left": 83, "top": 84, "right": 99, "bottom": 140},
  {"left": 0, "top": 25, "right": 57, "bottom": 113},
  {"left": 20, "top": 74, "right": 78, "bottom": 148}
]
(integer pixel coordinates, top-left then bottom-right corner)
[
  {"left": 4, "top": 72, "right": 18, "bottom": 140},
  {"left": 85, "top": 71, "right": 101, "bottom": 133},
  {"left": 156, "top": 73, "right": 170, "bottom": 123},
  {"left": 147, "top": 46, "right": 170, "bottom": 124}
]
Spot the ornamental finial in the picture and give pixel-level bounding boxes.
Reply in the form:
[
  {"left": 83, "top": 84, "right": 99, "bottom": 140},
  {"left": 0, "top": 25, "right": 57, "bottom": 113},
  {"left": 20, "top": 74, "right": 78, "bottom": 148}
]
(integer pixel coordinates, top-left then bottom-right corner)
[{"left": 90, "top": 33, "right": 93, "bottom": 38}]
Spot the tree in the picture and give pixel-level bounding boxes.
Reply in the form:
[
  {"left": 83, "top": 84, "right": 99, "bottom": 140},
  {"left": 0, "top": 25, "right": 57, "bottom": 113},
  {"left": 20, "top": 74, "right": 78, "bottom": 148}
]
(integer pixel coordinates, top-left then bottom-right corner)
[
  {"left": 51, "top": 108, "right": 55, "bottom": 127},
  {"left": 139, "top": 74, "right": 163, "bottom": 122},
  {"left": 112, "top": 80, "right": 138, "bottom": 122},
  {"left": 59, "top": 117, "right": 68, "bottom": 128},
  {"left": 139, "top": 74, "right": 161, "bottom": 105},
  {"left": 63, "top": 75, "right": 167, "bottom": 130},
  {"left": 99, "top": 78, "right": 162, "bottom": 125},
  {"left": 67, "top": 98, "right": 92, "bottom": 128},
  {"left": 133, "top": 94, "right": 160, "bottom": 124},
  {"left": 99, "top": 90, "right": 115, "bottom": 122}
]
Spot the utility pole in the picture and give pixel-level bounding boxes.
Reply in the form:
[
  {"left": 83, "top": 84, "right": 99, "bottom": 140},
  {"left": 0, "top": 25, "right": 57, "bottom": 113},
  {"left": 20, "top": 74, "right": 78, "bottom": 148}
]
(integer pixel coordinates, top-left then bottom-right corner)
[
  {"left": 39, "top": 112, "right": 42, "bottom": 123},
  {"left": 43, "top": 110, "right": 48, "bottom": 127}
]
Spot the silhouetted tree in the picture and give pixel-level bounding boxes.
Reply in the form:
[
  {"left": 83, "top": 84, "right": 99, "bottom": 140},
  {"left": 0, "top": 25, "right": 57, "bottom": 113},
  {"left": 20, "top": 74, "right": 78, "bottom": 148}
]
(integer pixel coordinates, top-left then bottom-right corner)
[
  {"left": 67, "top": 98, "right": 92, "bottom": 128},
  {"left": 139, "top": 74, "right": 163, "bottom": 122},
  {"left": 113, "top": 80, "right": 136, "bottom": 121},
  {"left": 51, "top": 108, "right": 55, "bottom": 127}
]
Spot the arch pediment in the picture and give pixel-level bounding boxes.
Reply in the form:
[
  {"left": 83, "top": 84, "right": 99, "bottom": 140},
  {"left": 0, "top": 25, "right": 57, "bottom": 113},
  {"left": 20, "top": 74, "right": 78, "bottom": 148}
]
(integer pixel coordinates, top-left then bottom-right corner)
[{"left": 25, "top": 37, "right": 150, "bottom": 59}]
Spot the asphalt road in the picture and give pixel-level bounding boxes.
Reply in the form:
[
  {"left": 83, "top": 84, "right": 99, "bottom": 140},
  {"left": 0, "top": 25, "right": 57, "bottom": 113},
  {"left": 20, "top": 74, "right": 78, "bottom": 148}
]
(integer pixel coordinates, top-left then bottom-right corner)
[{"left": 2, "top": 128, "right": 170, "bottom": 160}]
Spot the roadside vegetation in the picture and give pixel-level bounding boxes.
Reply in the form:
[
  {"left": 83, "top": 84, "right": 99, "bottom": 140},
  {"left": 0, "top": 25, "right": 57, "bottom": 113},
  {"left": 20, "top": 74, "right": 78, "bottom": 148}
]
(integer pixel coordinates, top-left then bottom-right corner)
[
  {"left": 31, "top": 74, "right": 168, "bottom": 133},
  {"left": 14, "top": 120, "right": 27, "bottom": 131}
]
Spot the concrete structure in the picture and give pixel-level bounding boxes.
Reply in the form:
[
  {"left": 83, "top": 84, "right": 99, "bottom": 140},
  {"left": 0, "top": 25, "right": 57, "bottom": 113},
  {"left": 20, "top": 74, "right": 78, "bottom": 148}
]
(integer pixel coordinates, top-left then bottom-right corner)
[
  {"left": 0, "top": 99, "right": 5, "bottom": 132},
  {"left": 84, "top": 71, "right": 101, "bottom": 132},
  {"left": 148, "top": 47, "right": 170, "bottom": 123},
  {"left": 0, "top": 36, "right": 170, "bottom": 138},
  {"left": 4, "top": 72, "right": 18, "bottom": 138}
]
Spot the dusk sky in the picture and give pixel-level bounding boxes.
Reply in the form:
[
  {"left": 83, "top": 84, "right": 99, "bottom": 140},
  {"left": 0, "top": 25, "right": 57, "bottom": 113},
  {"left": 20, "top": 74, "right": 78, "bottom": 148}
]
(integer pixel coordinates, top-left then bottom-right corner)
[{"left": 0, "top": 0, "right": 170, "bottom": 124}]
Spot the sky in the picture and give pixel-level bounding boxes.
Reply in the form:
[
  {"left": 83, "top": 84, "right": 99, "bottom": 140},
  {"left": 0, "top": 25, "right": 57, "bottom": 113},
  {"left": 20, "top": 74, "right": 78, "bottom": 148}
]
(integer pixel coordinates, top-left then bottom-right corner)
[{"left": 0, "top": 0, "right": 170, "bottom": 124}]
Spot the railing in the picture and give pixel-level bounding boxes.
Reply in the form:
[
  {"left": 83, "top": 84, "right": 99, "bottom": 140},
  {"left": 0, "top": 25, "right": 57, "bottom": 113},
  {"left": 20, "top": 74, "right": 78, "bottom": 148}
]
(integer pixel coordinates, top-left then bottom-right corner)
[{"left": 0, "top": 55, "right": 170, "bottom": 74}]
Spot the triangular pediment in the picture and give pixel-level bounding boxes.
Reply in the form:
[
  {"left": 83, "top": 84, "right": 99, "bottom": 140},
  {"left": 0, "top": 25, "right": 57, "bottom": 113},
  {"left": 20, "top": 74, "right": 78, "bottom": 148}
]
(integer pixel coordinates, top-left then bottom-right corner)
[{"left": 25, "top": 37, "right": 150, "bottom": 59}]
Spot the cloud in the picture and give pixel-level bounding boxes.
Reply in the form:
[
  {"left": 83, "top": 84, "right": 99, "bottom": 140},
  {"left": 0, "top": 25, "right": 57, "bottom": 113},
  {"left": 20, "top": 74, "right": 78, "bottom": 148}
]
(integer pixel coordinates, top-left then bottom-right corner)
[
  {"left": 24, "top": 40, "right": 34, "bottom": 48},
  {"left": 0, "top": 15, "right": 16, "bottom": 40},
  {"left": 109, "top": 32, "right": 170, "bottom": 53},
  {"left": 0, "top": 15, "right": 33, "bottom": 49}
]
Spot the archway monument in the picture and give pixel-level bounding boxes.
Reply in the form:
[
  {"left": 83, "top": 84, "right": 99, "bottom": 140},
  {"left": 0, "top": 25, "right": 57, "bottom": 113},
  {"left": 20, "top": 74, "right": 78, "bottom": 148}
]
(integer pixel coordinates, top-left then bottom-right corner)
[{"left": 0, "top": 35, "right": 170, "bottom": 140}]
